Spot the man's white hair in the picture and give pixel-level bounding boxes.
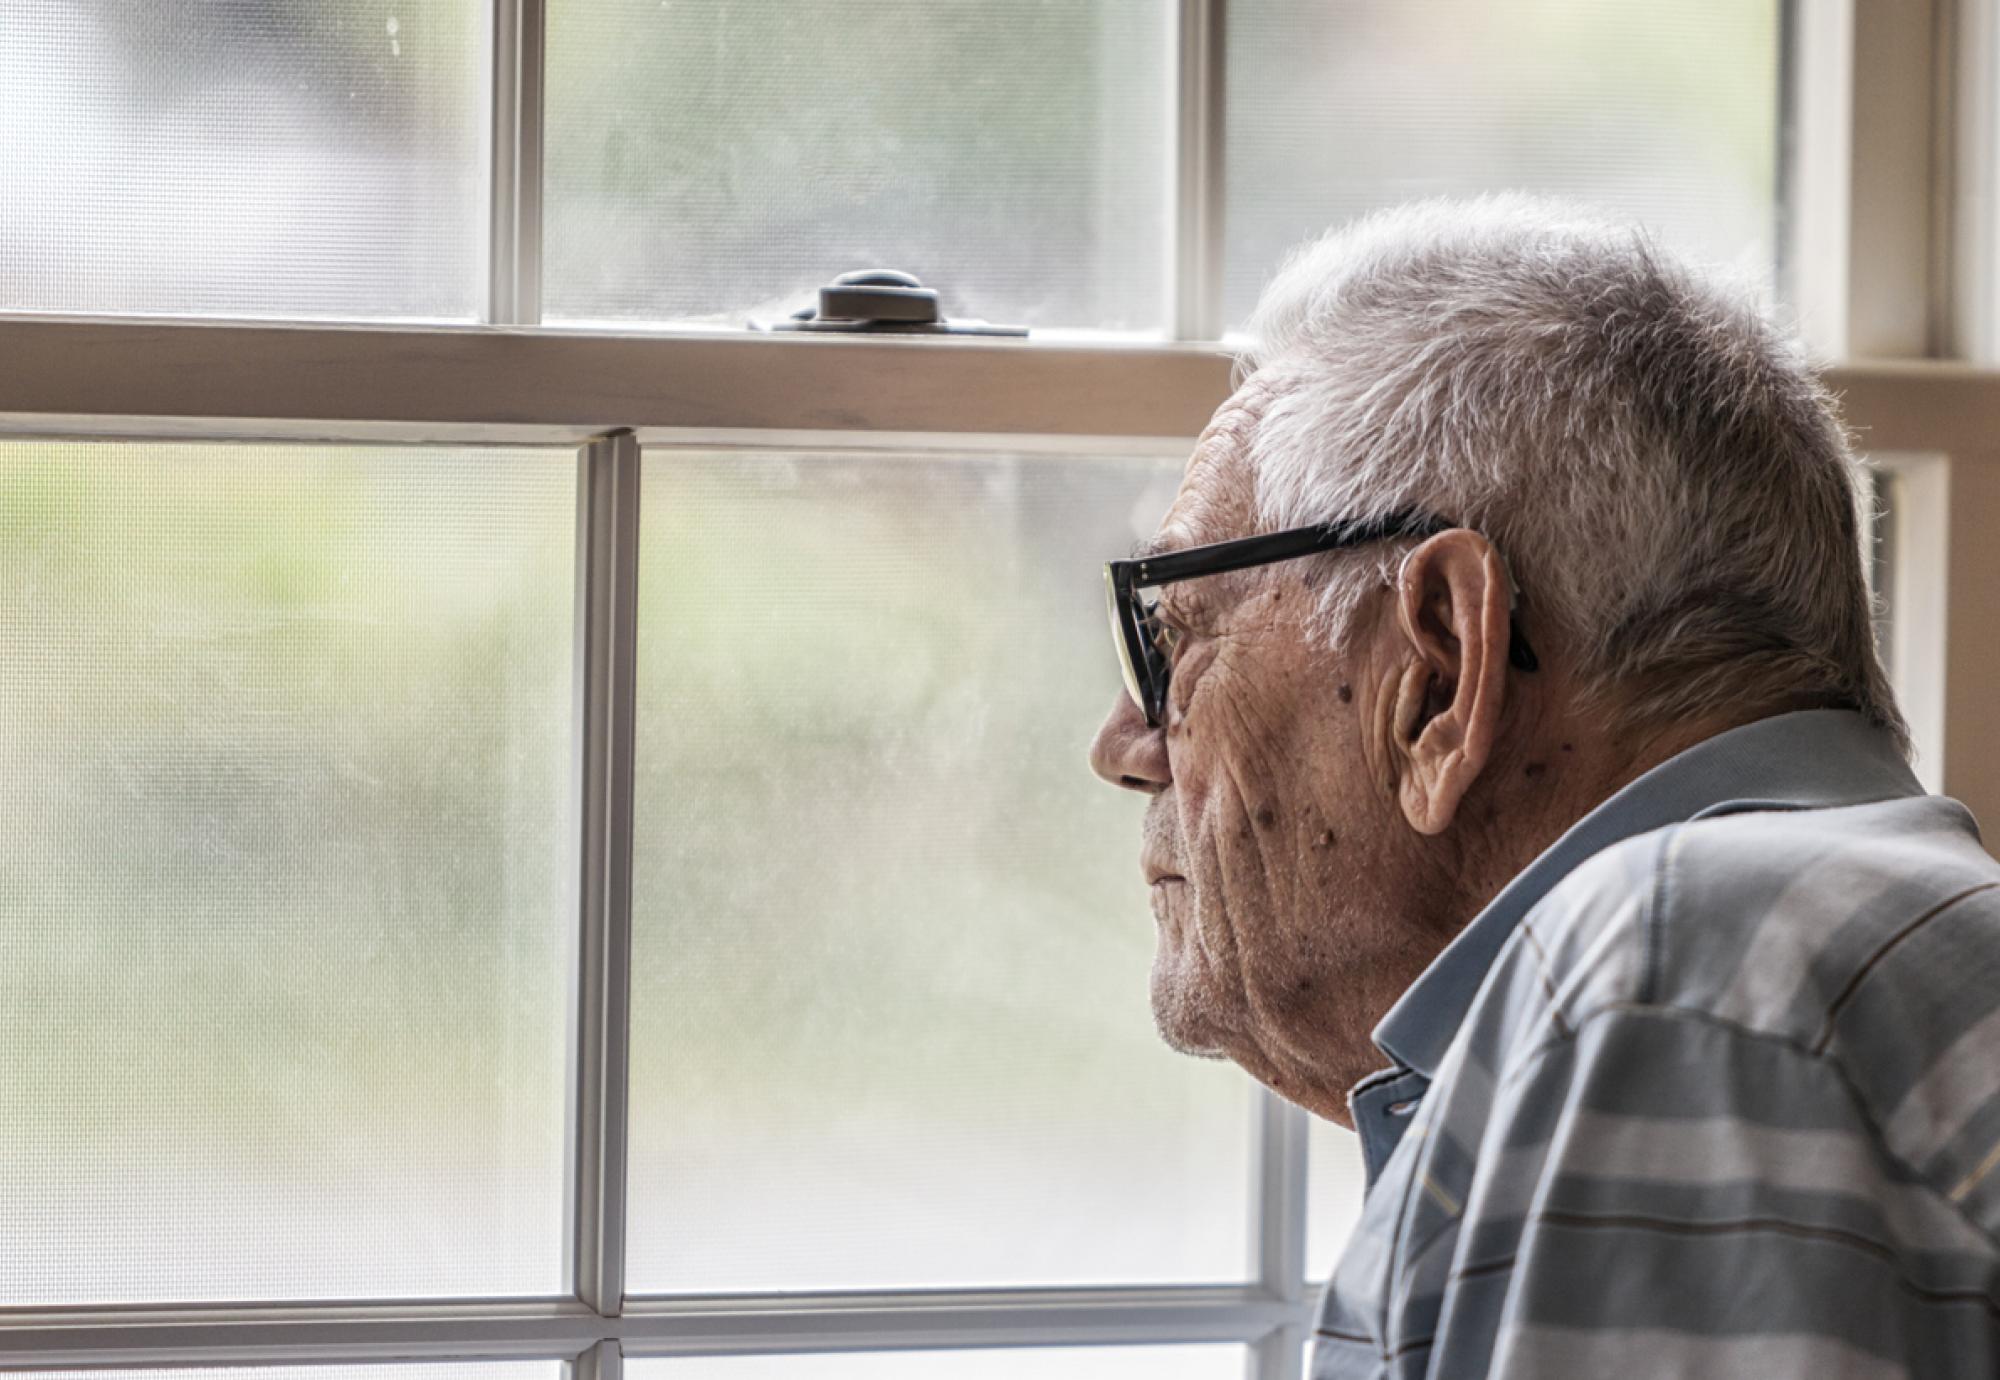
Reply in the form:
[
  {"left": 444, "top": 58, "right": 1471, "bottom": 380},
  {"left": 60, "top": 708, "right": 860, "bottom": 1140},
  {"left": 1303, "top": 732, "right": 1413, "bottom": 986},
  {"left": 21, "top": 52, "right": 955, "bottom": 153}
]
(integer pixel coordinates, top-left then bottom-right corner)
[{"left": 1238, "top": 194, "right": 1906, "bottom": 751}]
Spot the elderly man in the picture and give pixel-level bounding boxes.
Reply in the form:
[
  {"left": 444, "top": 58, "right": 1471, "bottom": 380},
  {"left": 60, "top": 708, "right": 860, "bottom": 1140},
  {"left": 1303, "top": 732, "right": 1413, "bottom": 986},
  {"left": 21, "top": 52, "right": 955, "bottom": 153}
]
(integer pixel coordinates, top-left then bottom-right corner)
[{"left": 1090, "top": 198, "right": 2000, "bottom": 1378}]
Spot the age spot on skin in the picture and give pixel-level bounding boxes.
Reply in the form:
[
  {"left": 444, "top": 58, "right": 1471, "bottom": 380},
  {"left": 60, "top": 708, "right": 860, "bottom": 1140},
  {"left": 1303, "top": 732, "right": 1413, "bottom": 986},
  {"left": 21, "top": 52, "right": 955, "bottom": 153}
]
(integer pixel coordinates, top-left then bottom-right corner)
[
  {"left": 1315, "top": 828, "right": 1336, "bottom": 848},
  {"left": 1524, "top": 762, "right": 1547, "bottom": 780},
  {"left": 1254, "top": 805, "right": 1279, "bottom": 829},
  {"left": 1337, "top": 683, "right": 1354, "bottom": 703}
]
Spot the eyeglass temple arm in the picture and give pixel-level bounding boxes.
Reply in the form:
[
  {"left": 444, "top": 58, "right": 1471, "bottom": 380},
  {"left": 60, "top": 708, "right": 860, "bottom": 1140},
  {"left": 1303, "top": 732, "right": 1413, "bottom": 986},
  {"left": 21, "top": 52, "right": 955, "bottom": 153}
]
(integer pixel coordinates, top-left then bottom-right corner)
[{"left": 1120, "top": 513, "right": 1451, "bottom": 588}]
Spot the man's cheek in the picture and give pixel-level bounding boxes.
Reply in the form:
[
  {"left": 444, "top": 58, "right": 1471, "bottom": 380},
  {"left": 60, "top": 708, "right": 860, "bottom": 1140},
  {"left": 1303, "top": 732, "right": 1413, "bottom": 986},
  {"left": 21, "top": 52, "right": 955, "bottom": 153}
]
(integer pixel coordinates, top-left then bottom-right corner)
[
  {"left": 1171, "top": 750, "right": 1220, "bottom": 841},
  {"left": 1202, "top": 801, "right": 1276, "bottom": 942},
  {"left": 1166, "top": 639, "right": 1227, "bottom": 723}
]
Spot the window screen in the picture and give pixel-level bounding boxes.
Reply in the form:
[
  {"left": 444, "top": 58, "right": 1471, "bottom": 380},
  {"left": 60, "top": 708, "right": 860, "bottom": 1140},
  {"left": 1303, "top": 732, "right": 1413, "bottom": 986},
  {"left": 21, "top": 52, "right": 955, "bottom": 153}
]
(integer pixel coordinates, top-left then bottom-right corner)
[
  {"left": 27, "top": 1369, "right": 557, "bottom": 1380},
  {"left": 630, "top": 1347, "right": 1246, "bottom": 1379},
  {"left": 543, "top": 0, "right": 1172, "bottom": 333},
  {"left": 1306, "top": 1115, "right": 1366, "bottom": 1282},
  {"left": 0, "top": 1, "right": 486, "bottom": 320},
  {"left": 626, "top": 449, "right": 1253, "bottom": 1291},
  {"left": 0, "top": 442, "right": 574, "bottom": 1301},
  {"left": 1223, "top": 0, "right": 1782, "bottom": 328}
]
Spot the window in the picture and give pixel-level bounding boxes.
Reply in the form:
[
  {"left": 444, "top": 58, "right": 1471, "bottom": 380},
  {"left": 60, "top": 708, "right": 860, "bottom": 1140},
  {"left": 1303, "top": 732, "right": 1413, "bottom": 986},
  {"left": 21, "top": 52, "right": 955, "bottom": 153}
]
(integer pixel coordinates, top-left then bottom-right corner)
[
  {"left": 629, "top": 1349, "right": 1243, "bottom": 1379},
  {"left": 0, "top": 5, "right": 1974, "bottom": 1380},
  {"left": 1305, "top": 1119, "right": 1365, "bottom": 1285},
  {"left": 626, "top": 450, "right": 1250, "bottom": 1293},
  {"left": 0, "top": 442, "right": 574, "bottom": 1302},
  {"left": 542, "top": 1, "right": 1172, "bottom": 332},
  {"left": 1221, "top": 0, "right": 1782, "bottom": 327},
  {"left": 1, "top": 2, "right": 487, "bottom": 320}
]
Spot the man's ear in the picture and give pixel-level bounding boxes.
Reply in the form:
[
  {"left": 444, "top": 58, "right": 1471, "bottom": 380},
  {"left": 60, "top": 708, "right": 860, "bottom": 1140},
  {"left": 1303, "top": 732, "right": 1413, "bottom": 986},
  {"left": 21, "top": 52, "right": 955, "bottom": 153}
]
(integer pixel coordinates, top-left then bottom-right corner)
[{"left": 1388, "top": 530, "right": 1512, "bottom": 835}]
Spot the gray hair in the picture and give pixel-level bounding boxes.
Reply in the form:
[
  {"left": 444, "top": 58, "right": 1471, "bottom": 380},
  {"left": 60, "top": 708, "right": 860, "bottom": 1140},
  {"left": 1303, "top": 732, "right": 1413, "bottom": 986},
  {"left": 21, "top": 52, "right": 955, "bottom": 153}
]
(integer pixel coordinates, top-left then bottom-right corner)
[{"left": 1237, "top": 194, "right": 1906, "bottom": 753}]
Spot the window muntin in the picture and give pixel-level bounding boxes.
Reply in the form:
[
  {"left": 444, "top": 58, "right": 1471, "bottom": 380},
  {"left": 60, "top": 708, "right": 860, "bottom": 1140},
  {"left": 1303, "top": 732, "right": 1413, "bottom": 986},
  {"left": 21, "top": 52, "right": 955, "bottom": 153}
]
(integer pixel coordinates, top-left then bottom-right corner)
[
  {"left": 0, "top": 2, "right": 487, "bottom": 322},
  {"left": 541, "top": 0, "right": 1173, "bottom": 333},
  {"left": 1222, "top": 0, "right": 1783, "bottom": 328},
  {"left": 626, "top": 448, "right": 1251, "bottom": 1291},
  {"left": 0, "top": 442, "right": 574, "bottom": 1301}
]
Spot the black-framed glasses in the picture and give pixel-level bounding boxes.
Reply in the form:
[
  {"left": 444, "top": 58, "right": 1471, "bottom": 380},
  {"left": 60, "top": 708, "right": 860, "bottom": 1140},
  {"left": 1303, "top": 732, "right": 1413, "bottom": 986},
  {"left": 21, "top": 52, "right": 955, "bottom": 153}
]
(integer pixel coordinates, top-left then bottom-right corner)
[{"left": 1104, "top": 511, "right": 1538, "bottom": 727}]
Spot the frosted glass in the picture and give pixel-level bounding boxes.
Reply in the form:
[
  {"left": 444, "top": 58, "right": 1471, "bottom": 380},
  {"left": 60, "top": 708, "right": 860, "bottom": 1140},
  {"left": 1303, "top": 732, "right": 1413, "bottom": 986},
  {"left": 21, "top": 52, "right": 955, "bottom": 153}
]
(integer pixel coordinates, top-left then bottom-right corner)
[
  {"left": 1224, "top": 0, "right": 1781, "bottom": 327},
  {"left": 544, "top": 1, "right": 1171, "bottom": 332},
  {"left": 0, "top": 1, "right": 485, "bottom": 320},
  {"left": 1306, "top": 1116, "right": 1366, "bottom": 1282},
  {"left": 0, "top": 444, "right": 575, "bottom": 1302},
  {"left": 31, "top": 1369, "right": 556, "bottom": 1380},
  {"left": 632, "top": 1347, "right": 1242, "bottom": 1379},
  {"left": 628, "top": 451, "right": 1252, "bottom": 1292}
]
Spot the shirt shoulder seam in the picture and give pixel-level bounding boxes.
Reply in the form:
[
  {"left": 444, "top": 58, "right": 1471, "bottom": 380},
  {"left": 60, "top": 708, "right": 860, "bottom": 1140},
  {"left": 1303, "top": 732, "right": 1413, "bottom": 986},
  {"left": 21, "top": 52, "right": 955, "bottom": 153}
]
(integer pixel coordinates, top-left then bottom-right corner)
[{"left": 1639, "top": 822, "right": 1680, "bottom": 1006}]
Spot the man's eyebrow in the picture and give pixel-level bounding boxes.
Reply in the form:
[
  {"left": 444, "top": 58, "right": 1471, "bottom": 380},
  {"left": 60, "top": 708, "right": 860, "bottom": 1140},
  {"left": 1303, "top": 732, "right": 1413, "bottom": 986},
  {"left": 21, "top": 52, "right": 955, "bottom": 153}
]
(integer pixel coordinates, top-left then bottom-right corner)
[{"left": 1130, "top": 534, "right": 1178, "bottom": 561}]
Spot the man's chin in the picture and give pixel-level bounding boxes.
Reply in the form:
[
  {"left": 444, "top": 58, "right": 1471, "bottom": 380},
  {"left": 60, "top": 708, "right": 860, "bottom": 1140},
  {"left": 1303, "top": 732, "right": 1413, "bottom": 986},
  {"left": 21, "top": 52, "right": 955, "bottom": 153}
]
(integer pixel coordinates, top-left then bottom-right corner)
[
  {"left": 1155, "top": 1023, "right": 1229, "bottom": 1060},
  {"left": 1150, "top": 966, "right": 1230, "bottom": 1059}
]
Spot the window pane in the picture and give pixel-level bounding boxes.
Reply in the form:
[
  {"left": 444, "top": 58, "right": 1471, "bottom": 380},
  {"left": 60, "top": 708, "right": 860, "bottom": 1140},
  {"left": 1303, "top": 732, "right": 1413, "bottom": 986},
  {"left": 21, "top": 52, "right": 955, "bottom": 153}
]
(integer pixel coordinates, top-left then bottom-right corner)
[
  {"left": 30, "top": 1369, "right": 556, "bottom": 1380},
  {"left": 544, "top": 2, "right": 1171, "bottom": 333},
  {"left": 628, "top": 450, "right": 1251, "bottom": 1291},
  {"left": 0, "top": 2, "right": 485, "bottom": 320},
  {"left": 631, "top": 1347, "right": 1243, "bottom": 1379},
  {"left": 0, "top": 443, "right": 574, "bottom": 1301},
  {"left": 1224, "top": 0, "right": 1781, "bottom": 328},
  {"left": 1306, "top": 1115, "right": 1365, "bottom": 1282}
]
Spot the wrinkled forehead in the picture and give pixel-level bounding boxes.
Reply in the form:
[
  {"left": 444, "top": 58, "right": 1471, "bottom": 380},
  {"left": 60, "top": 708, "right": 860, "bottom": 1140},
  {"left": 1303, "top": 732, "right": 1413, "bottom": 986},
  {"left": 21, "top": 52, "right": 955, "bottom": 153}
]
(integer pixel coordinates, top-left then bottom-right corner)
[{"left": 1153, "top": 369, "right": 1293, "bottom": 551}]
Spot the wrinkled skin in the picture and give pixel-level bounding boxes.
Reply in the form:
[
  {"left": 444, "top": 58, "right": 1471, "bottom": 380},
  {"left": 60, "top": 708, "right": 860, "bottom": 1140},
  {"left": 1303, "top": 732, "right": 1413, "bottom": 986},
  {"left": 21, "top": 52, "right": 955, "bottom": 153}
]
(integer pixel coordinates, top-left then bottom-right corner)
[{"left": 1089, "top": 374, "right": 1705, "bottom": 1124}]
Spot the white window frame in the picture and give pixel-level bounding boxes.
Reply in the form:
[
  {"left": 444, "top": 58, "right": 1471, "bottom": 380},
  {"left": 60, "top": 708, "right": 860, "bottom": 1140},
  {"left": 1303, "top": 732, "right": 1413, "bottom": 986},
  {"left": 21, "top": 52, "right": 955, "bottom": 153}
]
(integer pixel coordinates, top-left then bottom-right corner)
[{"left": 1, "top": 3, "right": 1995, "bottom": 1379}]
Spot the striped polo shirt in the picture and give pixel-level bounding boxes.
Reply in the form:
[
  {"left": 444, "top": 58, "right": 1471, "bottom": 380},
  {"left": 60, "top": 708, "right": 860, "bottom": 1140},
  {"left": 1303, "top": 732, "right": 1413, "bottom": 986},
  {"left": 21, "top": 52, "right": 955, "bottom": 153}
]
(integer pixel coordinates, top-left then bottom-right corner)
[{"left": 1314, "top": 709, "right": 2000, "bottom": 1378}]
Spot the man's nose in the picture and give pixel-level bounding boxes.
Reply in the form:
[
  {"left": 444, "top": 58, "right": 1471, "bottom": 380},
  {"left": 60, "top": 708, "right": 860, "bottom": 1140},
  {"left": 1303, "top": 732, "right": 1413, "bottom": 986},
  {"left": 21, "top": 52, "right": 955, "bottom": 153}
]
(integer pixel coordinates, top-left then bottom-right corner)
[{"left": 1089, "top": 691, "right": 1171, "bottom": 794}]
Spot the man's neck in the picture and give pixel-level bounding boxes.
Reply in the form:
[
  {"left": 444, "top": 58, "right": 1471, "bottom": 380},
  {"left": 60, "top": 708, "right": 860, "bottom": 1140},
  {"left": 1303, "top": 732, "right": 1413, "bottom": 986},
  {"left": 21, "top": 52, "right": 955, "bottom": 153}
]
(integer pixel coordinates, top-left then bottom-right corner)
[{"left": 1450, "top": 702, "right": 1756, "bottom": 938}]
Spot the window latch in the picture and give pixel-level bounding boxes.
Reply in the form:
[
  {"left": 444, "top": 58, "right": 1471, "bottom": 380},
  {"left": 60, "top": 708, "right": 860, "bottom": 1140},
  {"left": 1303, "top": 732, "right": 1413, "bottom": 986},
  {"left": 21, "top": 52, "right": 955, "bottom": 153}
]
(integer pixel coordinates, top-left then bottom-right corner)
[{"left": 759, "top": 269, "right": 1027, "bottom": 337}]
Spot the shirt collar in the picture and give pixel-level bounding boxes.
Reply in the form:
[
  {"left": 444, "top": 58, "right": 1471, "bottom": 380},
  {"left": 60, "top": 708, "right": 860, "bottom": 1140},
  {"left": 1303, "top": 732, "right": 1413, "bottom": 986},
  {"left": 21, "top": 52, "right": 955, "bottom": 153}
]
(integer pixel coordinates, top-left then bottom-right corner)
[{"left": 1371, "top": 708, "right": 1926, "bottom": 1079}]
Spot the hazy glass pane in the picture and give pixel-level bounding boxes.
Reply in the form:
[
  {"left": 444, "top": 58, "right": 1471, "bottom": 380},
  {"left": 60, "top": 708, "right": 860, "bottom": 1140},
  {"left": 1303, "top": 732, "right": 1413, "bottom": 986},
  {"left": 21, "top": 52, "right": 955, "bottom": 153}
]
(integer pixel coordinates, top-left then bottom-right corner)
[
  {"left": 544, "top": 2, "right": 1171, "bottom": 332},
  {"left": 629, "top": 451, "right": 1252, "bottom": 1291},
  {"left": 0, "top": 2, "right": 485, "bottom": 320},
  {"left": 31, "top": 1369, "right": 556, "bottom": 1380},
  {"left": 0, "top": 444, "right": 574, "bottom": 1301},
  {"left": 1224, "top": 0, "right": 1781, "bottom": 327},
  {"left": 1306, "top": 1116, "right": 1366, "bottom": 1282},
  {"left": 632, "top": 1347, "right": 1242, "bottom": 1379}
]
